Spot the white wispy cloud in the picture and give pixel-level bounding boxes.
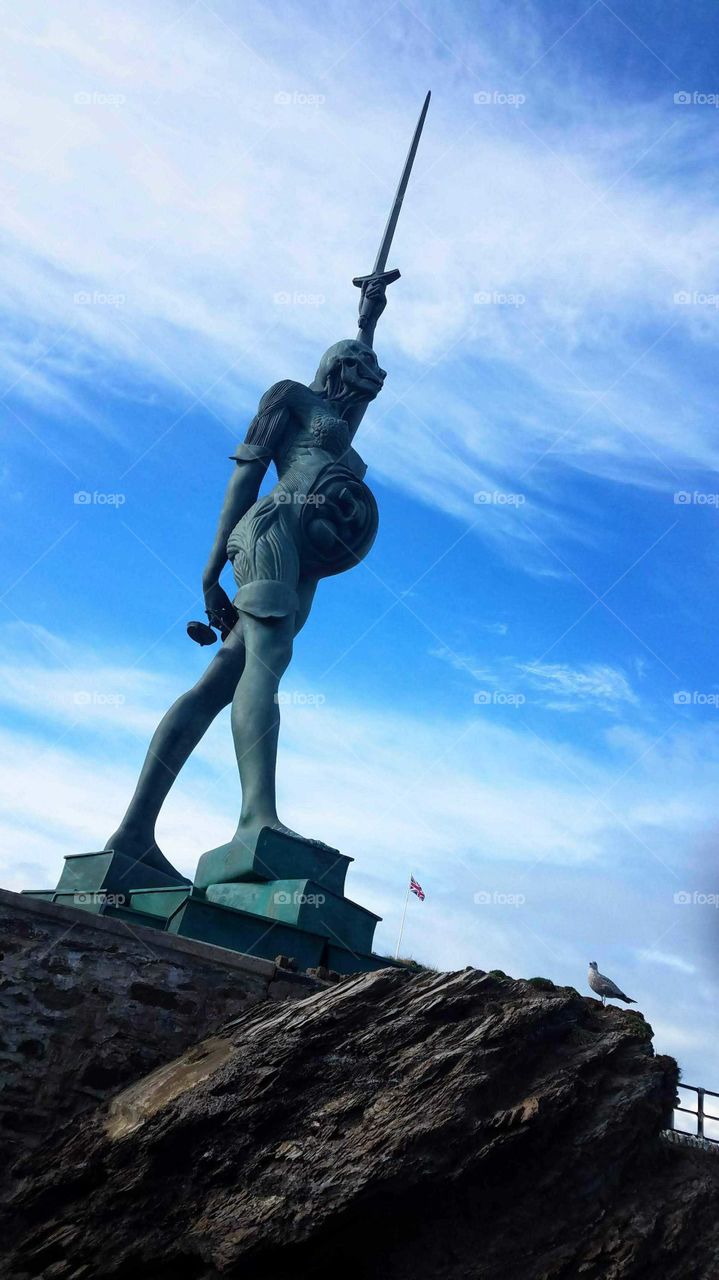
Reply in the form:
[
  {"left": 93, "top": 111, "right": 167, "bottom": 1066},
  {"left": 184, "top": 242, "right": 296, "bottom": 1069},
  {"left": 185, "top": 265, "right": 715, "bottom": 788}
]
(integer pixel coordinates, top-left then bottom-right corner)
[
  {"left": 519, "top": 660, "right": 638, "bottom": 711},
  {"left": 2, "top": 0, "right": 719, "bottom": 565},
  {"left": 431, "top": 644, "right": 638, "bottom": 714},
  {"left": 428, "top": 643, "right": 494, "bottom": 683},
  {"left": 637, "top": 949, "right": 697, "bottom": 975}
]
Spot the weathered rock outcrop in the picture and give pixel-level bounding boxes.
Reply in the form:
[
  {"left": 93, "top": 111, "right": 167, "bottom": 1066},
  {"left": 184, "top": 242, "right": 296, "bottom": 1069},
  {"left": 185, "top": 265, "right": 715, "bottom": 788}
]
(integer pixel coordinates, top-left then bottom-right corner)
[{"left": 3, "top": 966, "right": 718, "bottom": 1279}]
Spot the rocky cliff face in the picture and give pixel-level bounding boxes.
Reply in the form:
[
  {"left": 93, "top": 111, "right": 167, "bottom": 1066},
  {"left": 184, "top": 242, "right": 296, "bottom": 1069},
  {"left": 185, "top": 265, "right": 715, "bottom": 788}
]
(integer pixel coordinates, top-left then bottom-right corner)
[{"left": 3, "top": 966, "right": 718, "bottom": 1279}]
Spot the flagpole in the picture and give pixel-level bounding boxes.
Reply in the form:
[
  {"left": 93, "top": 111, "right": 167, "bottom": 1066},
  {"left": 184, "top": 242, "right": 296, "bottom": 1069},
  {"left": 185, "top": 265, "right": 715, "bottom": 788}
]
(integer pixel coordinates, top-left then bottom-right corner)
[{"left": 395, "top": 875, "right": 412, "bottom": 959}]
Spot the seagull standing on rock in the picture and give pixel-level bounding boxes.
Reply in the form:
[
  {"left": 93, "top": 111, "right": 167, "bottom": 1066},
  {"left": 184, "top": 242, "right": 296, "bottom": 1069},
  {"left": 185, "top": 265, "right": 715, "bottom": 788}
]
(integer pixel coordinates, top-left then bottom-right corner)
[{"left": 588, "top": 960, "right": 636, "bottom": 1006}]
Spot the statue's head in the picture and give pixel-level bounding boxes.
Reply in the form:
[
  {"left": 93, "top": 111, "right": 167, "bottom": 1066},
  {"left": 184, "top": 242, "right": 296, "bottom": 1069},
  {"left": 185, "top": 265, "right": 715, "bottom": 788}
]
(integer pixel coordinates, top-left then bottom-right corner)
[{"left": 310, "top": 340, "right": 386, "bottom": 406}]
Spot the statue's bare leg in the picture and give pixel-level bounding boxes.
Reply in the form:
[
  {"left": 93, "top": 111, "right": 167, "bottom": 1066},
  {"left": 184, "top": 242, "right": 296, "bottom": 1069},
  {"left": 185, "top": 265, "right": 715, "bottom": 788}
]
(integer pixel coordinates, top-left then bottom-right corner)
[
  {"left": 231, "top": 613, "right": 293, "bottom": 838},
  {"left": 105, "top": 623, "right": 247, "bottom": 875},
  {"left": 232, "top": 578, "right": 327, "bottom": 849}
]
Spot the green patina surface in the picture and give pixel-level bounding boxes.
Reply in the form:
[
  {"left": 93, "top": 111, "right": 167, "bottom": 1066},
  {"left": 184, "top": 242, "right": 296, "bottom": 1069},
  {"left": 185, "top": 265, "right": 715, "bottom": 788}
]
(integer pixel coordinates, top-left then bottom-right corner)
[
  {"left": 167, "top": 895, "right": 328, "bottom": 970},
  {"left": 23, "top": 838, "right": 389, "bottom": 973},
  {"left": 194, "top": 829, "right": 351, "bottom": 896},
  {"left": 205, "top": 878, "right": 379, "bottom": 954},
  {"left": 104, "top": 905, "right": 169, "bottom": 931},
  {"left": 126, "top": 887, "right": 191, "bottom": 918},
  {"left": 55, "top": 851, "right": 188, "bottom": 899}
]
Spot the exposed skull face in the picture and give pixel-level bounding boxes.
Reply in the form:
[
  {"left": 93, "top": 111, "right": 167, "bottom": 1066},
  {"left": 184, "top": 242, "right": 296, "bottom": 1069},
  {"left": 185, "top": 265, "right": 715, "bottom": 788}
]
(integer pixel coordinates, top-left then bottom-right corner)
[
  {"left": 339, "top": 345, "right": 386, "bottom": 400},
  {"left": 311, "top": 339, "right": 387, "bottom": 406}
]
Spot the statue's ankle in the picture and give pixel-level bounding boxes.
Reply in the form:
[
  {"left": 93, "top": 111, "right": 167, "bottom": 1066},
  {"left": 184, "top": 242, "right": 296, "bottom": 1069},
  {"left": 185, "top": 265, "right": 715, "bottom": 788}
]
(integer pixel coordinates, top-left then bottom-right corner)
[{"left": 236, "top": 811, "right": 276, "bottom": 833}]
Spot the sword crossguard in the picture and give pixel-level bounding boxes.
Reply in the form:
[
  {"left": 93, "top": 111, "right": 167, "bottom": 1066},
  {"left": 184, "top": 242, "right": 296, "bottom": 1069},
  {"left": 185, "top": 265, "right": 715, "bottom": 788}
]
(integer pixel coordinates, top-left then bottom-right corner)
[
  {"left": 352, "top": 269, "right": 401, "bottom": 332},
  {"left": 352, "top": 269, "right": 401, "bottom": 289}
]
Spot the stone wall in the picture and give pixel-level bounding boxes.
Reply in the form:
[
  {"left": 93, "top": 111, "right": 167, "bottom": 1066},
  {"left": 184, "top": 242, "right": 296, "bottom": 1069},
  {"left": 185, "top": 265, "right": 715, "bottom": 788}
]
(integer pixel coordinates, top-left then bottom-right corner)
[{"left": 0, "top": 888, "right": 319, "bottom": 1185}]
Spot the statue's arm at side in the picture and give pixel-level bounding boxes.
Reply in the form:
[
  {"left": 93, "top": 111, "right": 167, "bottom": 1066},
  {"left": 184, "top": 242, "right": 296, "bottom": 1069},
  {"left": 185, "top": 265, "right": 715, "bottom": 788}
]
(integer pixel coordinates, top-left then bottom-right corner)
[
  {"left": 202, "top": 381, "right": 297, "bottom": 597},
  {"left": 201, "top": 455, "right": 268, "bottom": 594}
]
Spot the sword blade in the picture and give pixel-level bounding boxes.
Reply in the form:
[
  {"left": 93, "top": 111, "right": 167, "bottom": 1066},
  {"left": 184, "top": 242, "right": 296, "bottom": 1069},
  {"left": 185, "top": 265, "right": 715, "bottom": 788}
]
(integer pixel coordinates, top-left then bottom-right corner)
[{"left": 372, "top": 90, "right": 430, "bottom": 274}]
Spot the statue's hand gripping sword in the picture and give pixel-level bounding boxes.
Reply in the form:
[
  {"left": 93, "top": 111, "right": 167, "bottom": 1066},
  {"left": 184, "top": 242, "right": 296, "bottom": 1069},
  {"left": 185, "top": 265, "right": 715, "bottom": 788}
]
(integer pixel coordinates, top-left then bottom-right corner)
[{"left": 353, "top": 90, "right": 430, "bottom": 340}]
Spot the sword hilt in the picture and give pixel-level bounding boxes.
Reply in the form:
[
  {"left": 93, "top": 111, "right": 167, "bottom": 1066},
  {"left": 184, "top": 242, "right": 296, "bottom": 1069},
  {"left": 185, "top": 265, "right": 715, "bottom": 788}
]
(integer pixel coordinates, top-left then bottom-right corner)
[
  {"left": 187, "top": 602, "right": 239, "bottom": 646},
  {"left": 352, "top": 268, "right": 400, "bottom": 332}
]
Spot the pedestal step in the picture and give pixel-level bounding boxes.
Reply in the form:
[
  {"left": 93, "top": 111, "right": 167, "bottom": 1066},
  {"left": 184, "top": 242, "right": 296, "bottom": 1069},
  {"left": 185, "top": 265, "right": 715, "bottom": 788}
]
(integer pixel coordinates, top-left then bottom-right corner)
[
  {"left": 26, "top": 850, "right": 190, "bottom": 914},
  {"left": 126, "top": 887, "right": 191, "bottom": 918},
  {"left": 194, "top": 827, "right": 351, "bottom": 896},
  {"left": 205, "top": 879, "right": 380, "bottom": 954},
  {"left": 167, "top": 895, "right": 328, "bottom": 971}
]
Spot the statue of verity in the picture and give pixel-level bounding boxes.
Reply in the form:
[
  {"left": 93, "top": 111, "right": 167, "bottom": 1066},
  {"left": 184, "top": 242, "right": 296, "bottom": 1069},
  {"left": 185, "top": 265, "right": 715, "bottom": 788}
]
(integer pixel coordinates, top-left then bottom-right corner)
[{"left": 105, "top": 94, "right": 431, "bottom": 881}]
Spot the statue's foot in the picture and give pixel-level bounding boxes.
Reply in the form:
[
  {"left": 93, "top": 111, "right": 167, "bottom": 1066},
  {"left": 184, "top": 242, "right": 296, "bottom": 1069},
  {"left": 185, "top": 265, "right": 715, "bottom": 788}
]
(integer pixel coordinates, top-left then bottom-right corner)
[
  {"left": 268, "top": 820, "right": 338, "bottom": 852},
  {"left": 234, "top": 816, "right": 337, "bottom": 853},
  {"left": 104, "top": 828, "right": 191, "bottom": 884}
]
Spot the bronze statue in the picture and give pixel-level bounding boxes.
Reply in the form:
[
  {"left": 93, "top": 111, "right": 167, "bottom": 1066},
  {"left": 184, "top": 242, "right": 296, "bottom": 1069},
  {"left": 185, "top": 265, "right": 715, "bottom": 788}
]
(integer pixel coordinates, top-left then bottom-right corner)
[{"left": 105, "top": 94, "right": 431, "bottom": 880}]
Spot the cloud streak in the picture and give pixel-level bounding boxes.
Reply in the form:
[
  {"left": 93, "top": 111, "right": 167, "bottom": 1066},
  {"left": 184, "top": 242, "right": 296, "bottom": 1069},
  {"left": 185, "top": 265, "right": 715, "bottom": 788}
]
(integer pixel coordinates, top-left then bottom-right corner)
[{"left": 2, "top": 0, "right": 719, "bottom": 565}]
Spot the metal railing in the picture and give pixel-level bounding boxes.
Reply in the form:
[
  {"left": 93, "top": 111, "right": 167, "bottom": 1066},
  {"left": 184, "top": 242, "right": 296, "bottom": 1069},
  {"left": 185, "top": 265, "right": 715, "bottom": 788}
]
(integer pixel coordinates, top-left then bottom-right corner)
[{"left": 672, "top": 1084, "right": 719, "bottom": 1144}]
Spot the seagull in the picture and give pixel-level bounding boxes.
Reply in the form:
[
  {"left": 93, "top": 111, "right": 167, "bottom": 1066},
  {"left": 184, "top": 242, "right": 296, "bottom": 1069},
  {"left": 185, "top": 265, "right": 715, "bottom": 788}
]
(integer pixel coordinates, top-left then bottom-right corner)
[{"left": 588, "top": 960, "right": 636, "bottom": 1006}]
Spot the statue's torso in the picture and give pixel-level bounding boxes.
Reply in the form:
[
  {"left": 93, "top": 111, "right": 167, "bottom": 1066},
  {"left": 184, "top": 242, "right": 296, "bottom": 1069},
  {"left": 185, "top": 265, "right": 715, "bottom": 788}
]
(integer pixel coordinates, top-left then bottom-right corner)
[
  {"left": 227, "top": 382, "right": 377, "bottom": 594},
  {"left": 273, "top": 388, "right": 365, "bottom": 489}
]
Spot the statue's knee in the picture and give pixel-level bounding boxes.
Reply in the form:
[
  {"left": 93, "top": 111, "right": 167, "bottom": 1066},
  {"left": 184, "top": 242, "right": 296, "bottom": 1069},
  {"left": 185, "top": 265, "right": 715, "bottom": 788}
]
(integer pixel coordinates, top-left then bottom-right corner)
[
  {"left": 244, "top": 616, "right": 294, "bottom": 676},
  {"left": 262, "top": 636, "right": 293, "bottom": 678},
  {"left": 194, "top": 650, "right": 242, "bottom": 708}
]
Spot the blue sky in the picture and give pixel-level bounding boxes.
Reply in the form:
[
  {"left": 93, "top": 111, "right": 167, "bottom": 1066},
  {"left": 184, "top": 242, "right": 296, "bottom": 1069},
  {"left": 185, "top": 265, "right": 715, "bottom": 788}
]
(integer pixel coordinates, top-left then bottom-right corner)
[{"left": 1, "top": 0, "right": 719, "bottom": 1105}]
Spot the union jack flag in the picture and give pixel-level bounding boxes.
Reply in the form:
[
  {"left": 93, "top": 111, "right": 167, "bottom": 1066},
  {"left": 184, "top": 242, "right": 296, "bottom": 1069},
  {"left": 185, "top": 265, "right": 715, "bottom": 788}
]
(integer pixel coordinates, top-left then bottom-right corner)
[{"left": 410, "top": 875, "right": 425, "bottom": 902}]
